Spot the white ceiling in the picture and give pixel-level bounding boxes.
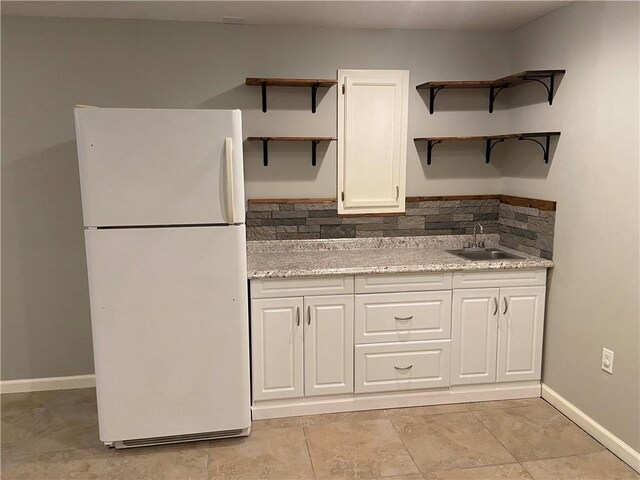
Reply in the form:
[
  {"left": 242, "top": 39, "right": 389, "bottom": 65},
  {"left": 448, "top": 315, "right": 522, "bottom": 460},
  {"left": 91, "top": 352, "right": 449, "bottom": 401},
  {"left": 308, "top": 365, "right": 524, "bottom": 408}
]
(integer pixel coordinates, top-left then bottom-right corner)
[{"left": 1, "top": 1, "right": 571, "bottom": 31}]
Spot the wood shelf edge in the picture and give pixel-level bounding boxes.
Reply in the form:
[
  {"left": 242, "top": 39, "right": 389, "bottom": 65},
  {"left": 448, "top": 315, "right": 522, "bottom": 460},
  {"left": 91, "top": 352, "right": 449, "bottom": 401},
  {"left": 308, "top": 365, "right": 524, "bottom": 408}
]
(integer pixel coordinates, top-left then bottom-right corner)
[
  {"left": 416, "top": 69, "right": 565, "bottom": 90},
  {"left": 247, "top": 137, "right": 337, "bottom": 141},
  {"left": 414, "top": 132, "right": 561, "bottom": 142},
  {"left": 246, "top": 78, "right": 338, "bottom": 87}
]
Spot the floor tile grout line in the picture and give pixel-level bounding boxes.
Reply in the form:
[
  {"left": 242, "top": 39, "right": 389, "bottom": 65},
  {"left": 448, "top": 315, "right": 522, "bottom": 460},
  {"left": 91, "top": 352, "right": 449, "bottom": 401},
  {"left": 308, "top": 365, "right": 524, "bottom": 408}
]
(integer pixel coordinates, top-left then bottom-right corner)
[
  {"left": 301, "top": 425, "right": 319, "bottom": 479},
  {"left": 519, "top": 459, "right": 537, "bottom": 479},
  {"left": 539, "top": 397, "right": 608, "bottom": 451},
  {"left": 470, "top": 401, "right": 607, "bottom": 465},
  {"left": 385, "top": 410, "right": 424, "bottom": 476},
  {"left": 205, "top": 440, "right": 212, "bottom": 480},
  {"left": 424, "top": 460, "right": 525, "bottom": 476},
  {"left": 468, "top": 405, "right": 521, "bottom": 464}
]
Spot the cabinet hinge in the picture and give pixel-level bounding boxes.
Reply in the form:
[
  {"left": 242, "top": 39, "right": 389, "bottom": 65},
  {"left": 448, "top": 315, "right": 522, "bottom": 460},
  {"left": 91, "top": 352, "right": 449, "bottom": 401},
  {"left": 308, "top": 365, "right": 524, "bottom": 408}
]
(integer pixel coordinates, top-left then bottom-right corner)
[
  {"left": 342, "top": 84, "right": 345, "bottom": 95},
  {"left": 341, "top": 191, "right": 345, "bottom": 201}
]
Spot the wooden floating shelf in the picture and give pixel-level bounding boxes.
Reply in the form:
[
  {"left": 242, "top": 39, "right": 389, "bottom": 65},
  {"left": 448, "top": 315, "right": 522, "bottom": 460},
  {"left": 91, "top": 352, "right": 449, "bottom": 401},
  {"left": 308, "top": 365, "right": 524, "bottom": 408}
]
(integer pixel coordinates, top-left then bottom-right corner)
[
  {"left": 246, "top": 78, "right": 338, "bottom": 113},
  {"left": 414, "top": 132, "right": 561, "bottom": 165},
  {"left": 247, "top": 137, "right": 337, "bottom": 166},
  {"left": 416, "top": 70, "right": 566, "bottom": 113}
]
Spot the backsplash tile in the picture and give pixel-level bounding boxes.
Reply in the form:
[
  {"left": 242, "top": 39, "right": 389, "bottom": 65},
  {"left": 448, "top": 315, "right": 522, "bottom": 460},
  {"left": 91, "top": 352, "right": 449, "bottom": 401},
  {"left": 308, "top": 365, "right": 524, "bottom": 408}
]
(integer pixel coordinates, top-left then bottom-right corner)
[
  {"left": 498, "top": 203, "right": 556, "bottom": 259},
  {"left": 246, "top": 195, "right": 556, "bottom": 258},
  {"left": 246, "top": 198, "right": 500, "bottom": 241}
]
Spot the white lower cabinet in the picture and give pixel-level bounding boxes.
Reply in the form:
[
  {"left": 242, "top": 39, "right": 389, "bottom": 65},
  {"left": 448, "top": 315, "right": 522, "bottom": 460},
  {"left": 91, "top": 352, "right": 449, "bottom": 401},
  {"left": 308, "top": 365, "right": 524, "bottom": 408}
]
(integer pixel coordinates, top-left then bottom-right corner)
[
  {"left": 304, "top": 295, "right": 354, "bottom": 397},
  {"left": 250, "top": 293, "right": 353, "bottom": 401},
  {"left": 451, "top": 288, "right": 499, "bottom": 385},
  {"left": 251, "top": 297, "right": 304, "bottom": 401},
  {"left": 250, "top": 269, "right": 547, "bottom": 418},
  {"left": 451, "top": 285, "right": 546, "bottom": 386},
  {"left": 355, "top": 340, "right": 450, "bottom": 394},
  {"left": 497, "top": 286, "right": 546, "bottom": 383},
  {"left": 355, "top": 290, "right": 451, "bottom": 343}
]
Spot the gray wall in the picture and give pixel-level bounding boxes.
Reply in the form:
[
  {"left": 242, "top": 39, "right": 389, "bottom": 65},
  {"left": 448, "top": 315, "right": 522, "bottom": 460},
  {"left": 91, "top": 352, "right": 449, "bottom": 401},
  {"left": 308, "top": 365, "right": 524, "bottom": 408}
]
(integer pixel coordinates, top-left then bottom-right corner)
[
  {"left": 2, "top": 5, "right": 639, "bottom": 455},
  {"left": 1, "top": 16, "right": 510, "bottom": 380},
  {"left": 503, "top": 1, "right": 640, "bottom": 452}
]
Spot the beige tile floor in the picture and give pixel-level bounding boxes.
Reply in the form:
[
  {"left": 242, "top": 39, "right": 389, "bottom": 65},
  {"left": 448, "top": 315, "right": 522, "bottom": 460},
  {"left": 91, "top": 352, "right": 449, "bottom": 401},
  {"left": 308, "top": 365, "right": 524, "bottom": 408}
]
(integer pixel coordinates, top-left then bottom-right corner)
[{"left": 1, "top": 389, "right": 638, "bottom": 480}]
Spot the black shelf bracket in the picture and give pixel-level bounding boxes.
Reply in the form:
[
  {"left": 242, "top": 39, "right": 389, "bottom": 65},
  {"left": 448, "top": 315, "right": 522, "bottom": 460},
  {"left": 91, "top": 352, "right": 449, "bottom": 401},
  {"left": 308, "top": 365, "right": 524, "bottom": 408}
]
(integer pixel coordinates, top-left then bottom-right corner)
[
  {"left": 490, "top": 74, "right": 558, "bottom": 113},
  {"left": 311, "top": 140, "right": 320, "bottom": 166},
  {"left": 426, "top": 140, "right": 442, "bottom": 165},
  {"left": 485, "top": 138, "right": 505, "bottom": 163},
  {"left": 261, "top": 81, "right": 267, "bottom": 113},
  {"left": 429, "top": 87, "right": 445, "bottom": 115},
  {"left": 258, "top": 139, "right": 330, "bottom": 167},
  {"left": 260, "top": 82, "right": 324, "bottom": 113},
  {"left": 262, "top": 139, "right": 269, "bottom": 166},
  {"left": 518, "top": 134, "right": 552, "bottom": 163},
  {"left": 311, "top": 83, "right": 319, "bottom": 113},
  {"left": 489, "top": 85, "right": 509, "bottom": 113},
  {"left": 522, "top": 75, "right": 556, "bottom": 105}
]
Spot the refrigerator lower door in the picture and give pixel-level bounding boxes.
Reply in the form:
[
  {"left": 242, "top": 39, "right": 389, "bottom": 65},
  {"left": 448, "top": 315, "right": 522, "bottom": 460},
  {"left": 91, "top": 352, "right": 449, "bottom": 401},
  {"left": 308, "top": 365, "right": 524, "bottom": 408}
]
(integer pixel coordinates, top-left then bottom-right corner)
[{"left": 84, "top": 225, "right": 250, "bottom": 445}]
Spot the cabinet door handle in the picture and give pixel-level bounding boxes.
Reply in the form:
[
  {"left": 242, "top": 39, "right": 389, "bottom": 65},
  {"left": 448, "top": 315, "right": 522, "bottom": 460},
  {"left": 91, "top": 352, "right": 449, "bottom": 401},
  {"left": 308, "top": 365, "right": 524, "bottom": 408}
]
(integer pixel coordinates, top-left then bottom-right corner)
[
  {"left": 396, "top": 186, "right": 400, "bottom": 200},
  {"left": 307, "top": 305, "right": 311, "bottom": 325},
  {"left": 493, "top": 297, "right": 498, "bottom": 316},
  {"left": 394, "top": 315, "right": 413, "bottom": 321},
  {"left": 296, "top": 307, "right": 300, "bottom": 326},
  {"left": 394, "top": 365, "right": 413, "bottom": 371},
  {"left": 502, "top": 297, "right": 508, "bottom": 315}
]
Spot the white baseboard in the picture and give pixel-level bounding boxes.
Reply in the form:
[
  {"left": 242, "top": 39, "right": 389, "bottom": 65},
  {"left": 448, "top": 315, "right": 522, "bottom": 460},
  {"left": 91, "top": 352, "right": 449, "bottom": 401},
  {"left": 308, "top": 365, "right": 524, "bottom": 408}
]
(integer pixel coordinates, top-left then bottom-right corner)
[
  {"left": 542, "top": 383, "right": 640, "bottom": 473},
  {"left": 0, "top": 374, "right": 96, "bottom": 394},
  {"left": 253, "top": 381, "right": 541, "bottom": 420}
]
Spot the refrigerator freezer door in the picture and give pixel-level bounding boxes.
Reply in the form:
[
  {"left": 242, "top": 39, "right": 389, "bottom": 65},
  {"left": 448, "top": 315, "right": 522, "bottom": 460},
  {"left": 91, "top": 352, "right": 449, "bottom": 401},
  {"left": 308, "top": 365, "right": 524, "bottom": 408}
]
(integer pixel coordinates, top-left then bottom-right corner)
[
  {"left": 75, "top": 108, "right": 245, "bottom": 227},
  {"left": 84, "top": 225, "right": 250, "bottom": 442}
]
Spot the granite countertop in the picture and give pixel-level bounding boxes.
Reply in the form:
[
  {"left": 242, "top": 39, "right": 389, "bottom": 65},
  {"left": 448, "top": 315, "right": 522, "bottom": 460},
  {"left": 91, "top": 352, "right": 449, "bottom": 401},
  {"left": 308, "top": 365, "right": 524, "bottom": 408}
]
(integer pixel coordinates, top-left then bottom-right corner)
[{"left": 247, "top": 234, "right": 554, "bottom": 279}]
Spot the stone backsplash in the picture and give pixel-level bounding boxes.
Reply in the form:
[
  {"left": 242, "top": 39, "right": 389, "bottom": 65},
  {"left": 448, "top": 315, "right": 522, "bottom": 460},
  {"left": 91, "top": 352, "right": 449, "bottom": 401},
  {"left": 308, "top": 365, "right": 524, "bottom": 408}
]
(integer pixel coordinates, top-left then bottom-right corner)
[
  {"left": 498, "top": 198, "right": 556, "bottom": 260},
  {"left": 247, "top": 197, "right": 499, "bottom": 241},
  {"left": 247, "top": 194, "right": 556, "bottom": 258}
]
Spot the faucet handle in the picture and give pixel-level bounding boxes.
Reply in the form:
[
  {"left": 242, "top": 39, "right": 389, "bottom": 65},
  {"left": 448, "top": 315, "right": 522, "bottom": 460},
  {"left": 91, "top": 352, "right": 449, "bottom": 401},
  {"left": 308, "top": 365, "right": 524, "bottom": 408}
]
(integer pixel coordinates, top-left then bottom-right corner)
[
  {"left": 463, "top": 241, "right": 472, "bottom": 249},
  {"left": 477, "top": 241, "right": 485, "bottom": 248}
]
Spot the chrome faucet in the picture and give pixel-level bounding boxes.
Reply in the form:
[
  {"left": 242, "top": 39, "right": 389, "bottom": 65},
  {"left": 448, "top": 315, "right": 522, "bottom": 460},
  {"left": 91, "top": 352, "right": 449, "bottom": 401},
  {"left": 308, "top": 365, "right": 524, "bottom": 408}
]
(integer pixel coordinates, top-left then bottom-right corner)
[{"left": 464, "top": 222, "right": 486, "bottom": 251}]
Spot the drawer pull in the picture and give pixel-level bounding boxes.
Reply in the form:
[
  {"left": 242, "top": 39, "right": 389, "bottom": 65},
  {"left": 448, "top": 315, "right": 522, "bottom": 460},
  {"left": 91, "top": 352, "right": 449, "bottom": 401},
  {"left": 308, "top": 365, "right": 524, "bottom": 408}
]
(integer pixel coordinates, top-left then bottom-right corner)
[
  {"left": 394, "top": 315, "right": 414, "bottom": 321},
  {"left": 394, "top": 365, "right": 413, "bottom": 371}
]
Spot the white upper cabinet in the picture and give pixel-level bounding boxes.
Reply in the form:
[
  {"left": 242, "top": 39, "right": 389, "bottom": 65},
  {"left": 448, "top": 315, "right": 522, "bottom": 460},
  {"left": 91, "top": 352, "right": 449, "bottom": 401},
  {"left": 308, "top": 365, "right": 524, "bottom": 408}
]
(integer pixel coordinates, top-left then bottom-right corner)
[{"left": 337, "top": 70, "right": 409, "bottom": 215}]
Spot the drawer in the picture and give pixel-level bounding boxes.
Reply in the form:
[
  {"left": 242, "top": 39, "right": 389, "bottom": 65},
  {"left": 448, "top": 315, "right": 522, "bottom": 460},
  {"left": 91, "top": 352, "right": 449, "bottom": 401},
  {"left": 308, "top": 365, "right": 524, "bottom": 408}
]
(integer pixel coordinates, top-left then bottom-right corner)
[
  {"left": 355, "top": 272, "right": 452, "bottom": 294},
  {"left": 251, "top": 276, "right": 354, "bottom": 299},
  {"left": 355, "top": 291, "right": 451, "bottom": 344},
  {"left": 452, "top": 269, "right": 546, "bottom": 289},
  {"left": 355, "top": 340, "right": 450, "bottom": 394}
]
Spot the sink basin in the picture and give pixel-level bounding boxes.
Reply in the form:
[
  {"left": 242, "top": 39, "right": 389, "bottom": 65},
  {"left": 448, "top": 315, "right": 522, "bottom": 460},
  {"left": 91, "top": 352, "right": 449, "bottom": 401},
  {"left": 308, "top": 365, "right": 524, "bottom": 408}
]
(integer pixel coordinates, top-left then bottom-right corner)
[{"left": 447, "top": 248, "right": 522, "bottom": 261}]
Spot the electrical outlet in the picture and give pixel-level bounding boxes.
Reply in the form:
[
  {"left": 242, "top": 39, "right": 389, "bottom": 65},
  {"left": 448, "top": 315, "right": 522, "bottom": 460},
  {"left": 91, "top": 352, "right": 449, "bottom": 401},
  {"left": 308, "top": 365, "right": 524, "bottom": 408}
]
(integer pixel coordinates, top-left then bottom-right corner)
[{"left": 601, "top": 348, "right": 614, "bottom": 374}]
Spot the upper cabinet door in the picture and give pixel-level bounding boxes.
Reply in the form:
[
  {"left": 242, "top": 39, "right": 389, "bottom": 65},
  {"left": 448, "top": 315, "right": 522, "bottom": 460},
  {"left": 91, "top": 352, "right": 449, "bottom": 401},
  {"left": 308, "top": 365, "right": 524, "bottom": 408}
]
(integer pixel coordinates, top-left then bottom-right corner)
[
  {"left": 338, "top": 70, "right": 409, "bottom": 215},
  {"left": 497, "top": 286, "right": 546, "bottom": 383},
  {"left": 75, "top": 108, "right": 245, "bottom": 227}
]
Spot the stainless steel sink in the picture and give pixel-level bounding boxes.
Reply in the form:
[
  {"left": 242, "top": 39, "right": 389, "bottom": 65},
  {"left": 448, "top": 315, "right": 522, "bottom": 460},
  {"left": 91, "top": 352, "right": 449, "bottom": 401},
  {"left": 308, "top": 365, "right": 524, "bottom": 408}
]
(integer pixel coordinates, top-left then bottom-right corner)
[{"left": 447, "top": 248, "right": 522, "bottom": 261}]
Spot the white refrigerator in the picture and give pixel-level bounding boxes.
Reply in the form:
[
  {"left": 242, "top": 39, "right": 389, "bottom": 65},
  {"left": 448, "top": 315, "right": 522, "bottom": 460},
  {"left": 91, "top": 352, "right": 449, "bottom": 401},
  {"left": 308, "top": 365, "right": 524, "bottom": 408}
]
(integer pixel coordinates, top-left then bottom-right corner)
[{"left": 74, "top": 107, "right": 251, "bottom": 448}]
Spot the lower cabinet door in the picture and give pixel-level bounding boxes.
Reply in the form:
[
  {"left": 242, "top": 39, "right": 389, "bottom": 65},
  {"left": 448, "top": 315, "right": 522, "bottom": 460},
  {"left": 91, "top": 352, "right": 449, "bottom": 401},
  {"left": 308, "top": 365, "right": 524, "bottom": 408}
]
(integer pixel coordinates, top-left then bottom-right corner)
[
  {"left": 251, "top": 297, "right": 304, "bottom": 401},
  {"left": 355, "top": 340, "right": 450, "bottom": 394},
  {"left": 304, "top": 295, "right": 354, "bottom": 397},
  {"left": 451, "top": 288, "right": 500, "bottom": 385},
  {"left": 497, "top": 286, "right": 546, "bottom": 382}
]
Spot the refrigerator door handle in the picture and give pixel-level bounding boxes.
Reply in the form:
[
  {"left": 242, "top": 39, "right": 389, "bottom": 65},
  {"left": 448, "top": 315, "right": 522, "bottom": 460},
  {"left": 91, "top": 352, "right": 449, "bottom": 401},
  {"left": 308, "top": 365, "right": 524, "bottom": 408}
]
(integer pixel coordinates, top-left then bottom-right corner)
[{"left": 225, "top": 137, "right": 235, "bottom": 225}]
